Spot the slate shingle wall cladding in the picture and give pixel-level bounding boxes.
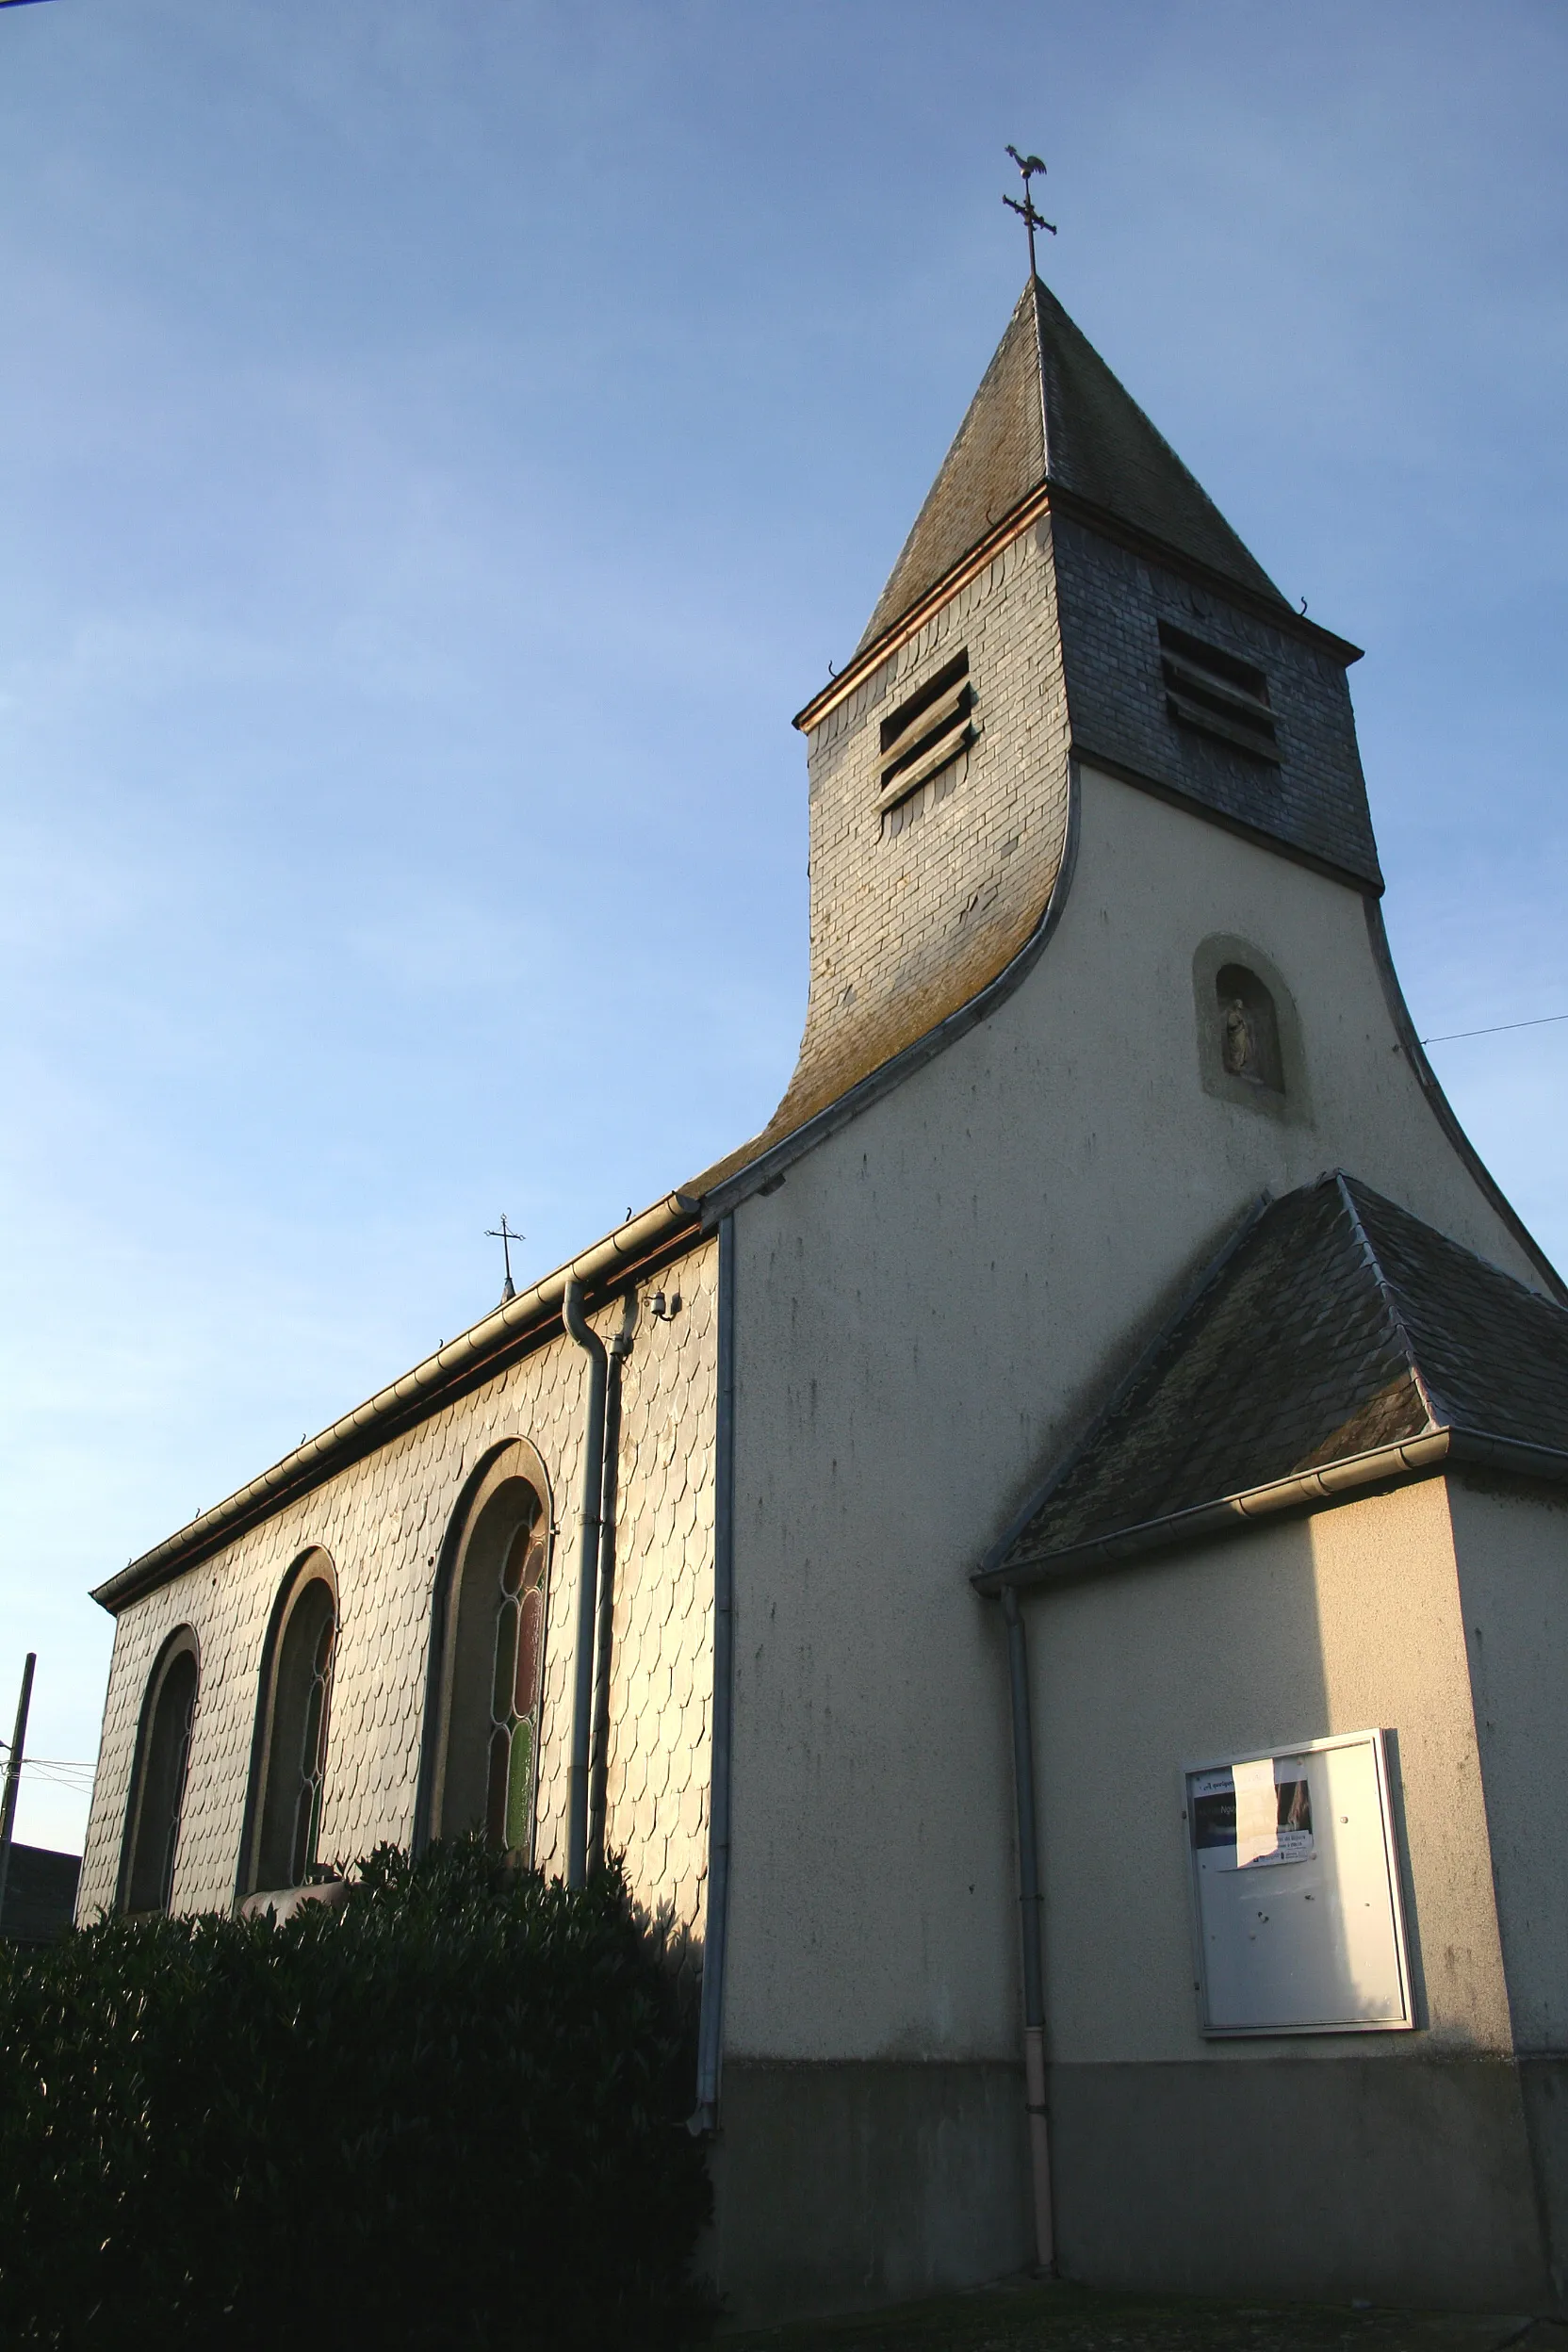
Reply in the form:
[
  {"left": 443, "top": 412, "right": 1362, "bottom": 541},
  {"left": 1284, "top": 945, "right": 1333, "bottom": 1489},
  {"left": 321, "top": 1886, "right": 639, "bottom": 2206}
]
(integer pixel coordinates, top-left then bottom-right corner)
[
  {"left": 767, "top": 519, "right": 1071, "bottom": 1140},
  {"left": 1052, "top": 515, "right": 1381, "bottom": 888},
  {"left": 77, "top": 1240, "right": 719, "bottom": 1937}
]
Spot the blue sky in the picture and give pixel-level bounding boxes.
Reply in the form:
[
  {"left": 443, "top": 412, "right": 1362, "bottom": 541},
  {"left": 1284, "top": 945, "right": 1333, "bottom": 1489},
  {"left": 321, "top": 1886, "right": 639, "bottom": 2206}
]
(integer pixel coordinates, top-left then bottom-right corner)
[{"left": 3, "top": 1, "right": 1565, "bottom": 1851}]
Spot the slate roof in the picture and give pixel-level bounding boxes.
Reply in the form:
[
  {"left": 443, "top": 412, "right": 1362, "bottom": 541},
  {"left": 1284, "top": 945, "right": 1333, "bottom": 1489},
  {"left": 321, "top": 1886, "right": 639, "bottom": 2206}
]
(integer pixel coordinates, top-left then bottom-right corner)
[
  {"left": 987, "top": 1174, "right": 1568, "bottom": 1584},
  {"left": 857, "top": 278, "right": 1284, "bottom": 655}
]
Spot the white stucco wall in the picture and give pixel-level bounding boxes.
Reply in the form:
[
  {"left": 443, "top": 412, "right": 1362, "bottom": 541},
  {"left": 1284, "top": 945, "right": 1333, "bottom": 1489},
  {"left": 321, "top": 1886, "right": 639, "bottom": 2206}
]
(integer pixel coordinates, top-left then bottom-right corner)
[
  {"left": 1448, "top": 1473, "right": 1568, "bottom": 2053},
  {"left": 78, "top": 1238, "right": 718, "bottom": 1932},
  {"left": 1029, "top": 1480, "right": 1510, "bottom": 2066},
  {"left": 723, "top": 751, "right": 1544, "bottom": 2070}
]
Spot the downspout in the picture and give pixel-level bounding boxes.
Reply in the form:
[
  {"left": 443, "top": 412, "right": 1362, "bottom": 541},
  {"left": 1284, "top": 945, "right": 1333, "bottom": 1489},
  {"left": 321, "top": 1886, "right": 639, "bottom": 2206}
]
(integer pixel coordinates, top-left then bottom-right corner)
[
  {"left": 563, "top": 1278, "right": 608, "bottom": 1890},
  {"left": 692, "top": 1210, "right": 736, "bottom": 2132},
  {"left": 1002, "top": 1584, "right": 1054, "bottom": 2273},
  {"left": 588, "top": 1311, "right": 632, "bottom": 1876}
]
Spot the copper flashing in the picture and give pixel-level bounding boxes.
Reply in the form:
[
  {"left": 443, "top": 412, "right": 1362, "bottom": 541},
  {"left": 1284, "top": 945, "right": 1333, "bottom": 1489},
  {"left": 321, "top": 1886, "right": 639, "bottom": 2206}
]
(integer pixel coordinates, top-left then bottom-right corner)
[
  {"left": 795, "top": 481, "right": 1363, "bottom": 743},
  {"left": 794, "top": 484, "right": 1052, "bottom": 735}
]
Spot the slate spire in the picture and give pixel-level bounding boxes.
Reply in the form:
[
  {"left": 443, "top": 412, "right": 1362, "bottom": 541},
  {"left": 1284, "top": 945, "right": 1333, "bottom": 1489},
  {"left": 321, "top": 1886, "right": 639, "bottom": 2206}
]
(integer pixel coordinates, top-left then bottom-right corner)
[{"left": 857, "top": 276, "right": 1285, "bottom": 657}]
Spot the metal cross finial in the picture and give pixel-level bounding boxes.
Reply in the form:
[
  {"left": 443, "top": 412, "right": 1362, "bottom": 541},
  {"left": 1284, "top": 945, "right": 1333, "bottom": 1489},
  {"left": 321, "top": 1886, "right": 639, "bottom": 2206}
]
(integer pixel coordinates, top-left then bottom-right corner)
[
  {"left": 1004, "top": 144, "right": 1056, "bottom": 279},
  {"left": 485, "top": 1214, "right": 524, "bottom": 1304}
]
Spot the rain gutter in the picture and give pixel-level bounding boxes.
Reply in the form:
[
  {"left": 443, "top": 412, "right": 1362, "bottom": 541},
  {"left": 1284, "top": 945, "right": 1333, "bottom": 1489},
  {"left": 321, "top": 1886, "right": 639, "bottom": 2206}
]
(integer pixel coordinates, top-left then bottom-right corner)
[
  {"left": 973, "top": 1424, "right": 1568, "bottom": 1597},
  {"left": 93, "top": 1193, "right": 700, "bottom": 1615}
]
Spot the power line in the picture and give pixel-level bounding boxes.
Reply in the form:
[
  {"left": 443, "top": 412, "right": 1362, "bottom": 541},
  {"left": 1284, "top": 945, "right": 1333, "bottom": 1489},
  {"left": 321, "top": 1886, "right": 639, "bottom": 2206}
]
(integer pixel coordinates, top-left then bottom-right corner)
[{"left": 1422, "top": 1012, "right": 1568, "bottom": 1046}]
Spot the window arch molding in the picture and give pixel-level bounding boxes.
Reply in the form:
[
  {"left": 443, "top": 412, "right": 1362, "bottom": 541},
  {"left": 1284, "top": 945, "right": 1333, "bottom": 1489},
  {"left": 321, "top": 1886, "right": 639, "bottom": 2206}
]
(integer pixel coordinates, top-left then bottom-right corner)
[
  {"left": 117, "top": 1625, "right": 201, "bottom": 1915},
  {"left": 415, "top": 1438, "right": 554, "bottom": 1858},
  {"left": 237, "top": 1548, "right": 339, "bottom": 1901},
  {"left": 1191, "top": 932, "right": 1311, "bottom": 1124}
]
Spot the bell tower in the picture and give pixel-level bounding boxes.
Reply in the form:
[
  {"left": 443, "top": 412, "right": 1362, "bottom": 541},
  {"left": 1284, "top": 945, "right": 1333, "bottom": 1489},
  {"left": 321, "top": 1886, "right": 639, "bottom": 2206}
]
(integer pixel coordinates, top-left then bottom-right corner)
[{"left": 732, "top": 267, "right": 1377, "bottom": 1180}]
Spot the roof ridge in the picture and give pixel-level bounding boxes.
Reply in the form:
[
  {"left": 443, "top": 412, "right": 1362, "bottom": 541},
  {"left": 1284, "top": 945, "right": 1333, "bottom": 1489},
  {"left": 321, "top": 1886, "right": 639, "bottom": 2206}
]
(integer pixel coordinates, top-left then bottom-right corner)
[
  {"left": 1028, "top": 272, "right": 1052, "bottom": 479},
  {"left": 1332, "top": 1170, "right": 1447, "bottom": 1430},
  {"left": 854, "top": 274, "right": 1282, "bottom": 658},
  {"left": 1031, "top": 274, "right": 1282, "bottom": 603}
]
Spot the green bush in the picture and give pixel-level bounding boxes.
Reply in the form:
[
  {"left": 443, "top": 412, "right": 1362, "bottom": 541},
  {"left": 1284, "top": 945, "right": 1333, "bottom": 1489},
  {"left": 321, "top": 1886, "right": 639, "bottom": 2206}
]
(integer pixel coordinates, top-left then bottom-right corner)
[{"left": 0, "top": 1840, "right": 714, "bottom": 2349}]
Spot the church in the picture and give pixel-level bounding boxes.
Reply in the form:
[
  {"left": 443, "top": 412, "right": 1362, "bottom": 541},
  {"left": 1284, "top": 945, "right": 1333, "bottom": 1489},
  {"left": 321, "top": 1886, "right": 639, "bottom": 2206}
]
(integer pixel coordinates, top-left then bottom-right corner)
[{"left": 79, "top": 265, "right": 1568, "bottom": 2325}]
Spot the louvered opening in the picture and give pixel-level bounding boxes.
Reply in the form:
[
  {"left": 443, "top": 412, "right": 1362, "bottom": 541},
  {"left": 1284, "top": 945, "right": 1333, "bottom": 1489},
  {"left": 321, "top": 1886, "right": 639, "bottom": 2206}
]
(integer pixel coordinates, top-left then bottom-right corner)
[
  {"left": 1159, "top": 622, "right": 1280, "bottom": 764},
  {"left": 876, "top": 649, "right": 974, "bottom": 811}
]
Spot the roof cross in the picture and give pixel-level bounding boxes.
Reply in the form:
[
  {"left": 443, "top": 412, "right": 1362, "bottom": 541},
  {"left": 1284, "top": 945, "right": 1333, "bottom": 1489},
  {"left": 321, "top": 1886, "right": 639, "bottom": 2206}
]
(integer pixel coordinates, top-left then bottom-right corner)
[
  {"left": 1004, "top": 145, "right": 1056, "bottom": 279},
  {"left": 485, "top": 1213, "right": 524, "bottom": 1304}
]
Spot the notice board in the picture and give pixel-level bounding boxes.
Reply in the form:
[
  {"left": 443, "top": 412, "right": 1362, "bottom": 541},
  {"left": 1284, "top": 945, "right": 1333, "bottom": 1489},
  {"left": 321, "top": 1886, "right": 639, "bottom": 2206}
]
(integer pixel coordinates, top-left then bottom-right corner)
[{"left": 1184, "top": 1729, "right": 1412, "bottom": 2036}]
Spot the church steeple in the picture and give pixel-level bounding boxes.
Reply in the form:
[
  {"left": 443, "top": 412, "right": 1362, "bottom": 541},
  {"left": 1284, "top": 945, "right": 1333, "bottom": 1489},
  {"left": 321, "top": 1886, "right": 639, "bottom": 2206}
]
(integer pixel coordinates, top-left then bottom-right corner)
[
  {"left": 697, "top": 269, "right": 1380, "bottom": 1198},
  {"left": 858, "top": 277, "right": 1284, "bottom": 658}
]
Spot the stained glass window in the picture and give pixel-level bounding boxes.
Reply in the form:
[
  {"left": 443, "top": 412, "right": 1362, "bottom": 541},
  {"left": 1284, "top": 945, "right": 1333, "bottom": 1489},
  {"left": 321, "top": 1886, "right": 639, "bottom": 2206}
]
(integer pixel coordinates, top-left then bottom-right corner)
[
  {"left": 484, "top": 1497, "right": 547, "bottom": 1852},
  {"left": 288, "top": 1596, "right": 335, "bottom": 1886},
  {"left": 122, "top": 1638, "right": 198, "bottom": 1915},
  {"left": 253, "top": 1570, "right": 337, "bottom": 1891}
]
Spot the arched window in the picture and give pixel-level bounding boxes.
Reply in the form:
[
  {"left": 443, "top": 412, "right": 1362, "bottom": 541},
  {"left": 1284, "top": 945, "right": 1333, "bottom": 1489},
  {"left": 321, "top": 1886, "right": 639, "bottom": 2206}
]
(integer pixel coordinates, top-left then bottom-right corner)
[
  {"left": 120, "top": 1629, "right": 199, "bottom": 1914},
  {"left": 247, "top": 1556, "right": 337, "bottom": 1894},
  {"left": 1215, "top": 961, "right": 1283, "bottom": 1094},
  {"left": 422, "top": 1443, "right": 551, "bottom": 1856}
]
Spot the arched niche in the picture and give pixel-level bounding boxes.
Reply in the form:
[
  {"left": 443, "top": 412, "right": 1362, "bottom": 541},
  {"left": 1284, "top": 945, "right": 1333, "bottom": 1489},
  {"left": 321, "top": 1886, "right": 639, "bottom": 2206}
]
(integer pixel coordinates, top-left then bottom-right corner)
[
  {"left": 1216, "top": 961, "right": 1283, "bottom": 1092},
  {"left": 1192, "top": 934, "right": 1310, "bottom": 1123},
  {"left": 418, "top": 1440, "right": 553, "bottom": 1858},
  {"left": 240, "top": 1550, "right": 338, "bottom": 1897},
  {"left": 118, "top": 1626, "right": 200, "bottom": 1915}
]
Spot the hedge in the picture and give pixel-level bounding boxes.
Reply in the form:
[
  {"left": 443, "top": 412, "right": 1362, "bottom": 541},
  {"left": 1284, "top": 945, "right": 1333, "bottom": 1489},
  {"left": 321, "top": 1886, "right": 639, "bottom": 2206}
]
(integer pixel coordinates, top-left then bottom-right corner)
[{"left": 0, "top": 1839, "right": 714, "bottom": 2349}]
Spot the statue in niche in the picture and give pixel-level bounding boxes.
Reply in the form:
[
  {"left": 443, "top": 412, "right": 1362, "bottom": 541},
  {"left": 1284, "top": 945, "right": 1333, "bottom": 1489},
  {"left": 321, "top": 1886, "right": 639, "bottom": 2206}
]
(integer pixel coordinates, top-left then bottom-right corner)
[
  {"left": 1215, "top": 961, "right": 1284, "bottom": 1093},
  {"left": 1221, "top": 995, "right": 1259, "bottom": 1080}
]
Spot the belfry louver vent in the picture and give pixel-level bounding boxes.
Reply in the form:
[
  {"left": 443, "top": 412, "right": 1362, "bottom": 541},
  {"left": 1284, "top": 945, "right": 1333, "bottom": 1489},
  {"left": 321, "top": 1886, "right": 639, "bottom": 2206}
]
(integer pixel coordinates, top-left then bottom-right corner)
[
  {"left": 876, "top": 649, "right": 974, "bottom": 812},
  {"left": 1159, "top": 622, "right": 1280, "bottom": 765}
]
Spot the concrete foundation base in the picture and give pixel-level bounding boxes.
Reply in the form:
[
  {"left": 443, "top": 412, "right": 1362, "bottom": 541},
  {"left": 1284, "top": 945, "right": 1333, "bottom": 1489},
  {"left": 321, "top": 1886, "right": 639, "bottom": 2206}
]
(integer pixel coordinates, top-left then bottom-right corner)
[
  {"left": 1520, "top": 2057, "right": 1568, "bottom": 2306},
  {"left": 705, "top": 2057, "right": 1031, "bottom": 2328},
  {"left": 704, "top": 2052, "right": 1568, "bottom": 2328},
  {"left": 1051, "top": 2056, "right": 1553, "bottom": 2312}
]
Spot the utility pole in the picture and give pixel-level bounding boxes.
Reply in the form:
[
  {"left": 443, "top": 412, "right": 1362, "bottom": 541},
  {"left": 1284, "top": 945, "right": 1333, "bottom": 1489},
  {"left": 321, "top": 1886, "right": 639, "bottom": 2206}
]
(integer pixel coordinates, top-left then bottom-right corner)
[{"left": 0, "top": 1653, "right": 37, "bottom": 1936}]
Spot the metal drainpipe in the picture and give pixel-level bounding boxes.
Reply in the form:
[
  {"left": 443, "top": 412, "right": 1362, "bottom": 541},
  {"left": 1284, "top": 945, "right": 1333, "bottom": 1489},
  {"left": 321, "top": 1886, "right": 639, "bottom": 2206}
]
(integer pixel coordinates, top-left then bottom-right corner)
[
  {"left": 588, "top": 1315, "right": 631, "bottom": 1877},
  {"left": 691, "top": 1210, "right": 736, "bottom": 2132},
  {"left": 563, "top": 1279, "right": 608, "bottom": 1890},
  {"left": 1003, "top": 1583, "right": 1054, "bottom": 2274}
]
